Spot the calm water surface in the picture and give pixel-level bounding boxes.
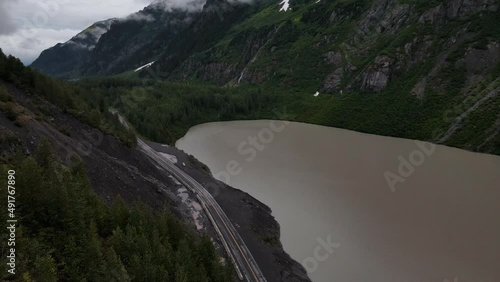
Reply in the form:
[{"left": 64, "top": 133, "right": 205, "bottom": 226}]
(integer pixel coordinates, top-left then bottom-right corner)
[{"left": 176, "top": 120, "right": 500, "bottom": 282}]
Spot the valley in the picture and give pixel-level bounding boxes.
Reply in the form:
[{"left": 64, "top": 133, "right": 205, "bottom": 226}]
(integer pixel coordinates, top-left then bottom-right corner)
[{"left": 1, "top": 0, "right": 499, "bottom": 281}]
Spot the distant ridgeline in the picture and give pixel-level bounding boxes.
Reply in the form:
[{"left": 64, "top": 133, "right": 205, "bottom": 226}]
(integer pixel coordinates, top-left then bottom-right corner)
[{"left": 30, "top": 0, "right": 500, "bottom": 154}]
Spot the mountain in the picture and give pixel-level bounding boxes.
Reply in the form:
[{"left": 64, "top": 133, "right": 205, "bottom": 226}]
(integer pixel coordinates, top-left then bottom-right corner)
[
  {"left": 31, "top": 2, "right": 201, "bottom": 78},
  {"left": 31, "top": 0, "right": 500, "bottom": 155},
  {"left": 32, "top": 0, "right": 499, "bottom": 85},
  {"left": 30, "top": 18, "right": 117, "bottom": 77}
]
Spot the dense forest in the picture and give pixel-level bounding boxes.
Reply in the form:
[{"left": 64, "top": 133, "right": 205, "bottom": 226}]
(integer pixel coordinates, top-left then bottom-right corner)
[
  {"left": 0, "top": 140, "right": 234, "bottom": 281},
  {"left": 76, "top": 64, "right": 499, "bottom": 155},
  {"left": 77, "top": 78, "right": 279, "bottom": 144}
]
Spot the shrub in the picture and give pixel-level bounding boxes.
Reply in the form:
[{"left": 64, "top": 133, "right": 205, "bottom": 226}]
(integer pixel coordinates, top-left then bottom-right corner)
[{"left": 0, "top": 84, "right": 13, "bottom": 102}]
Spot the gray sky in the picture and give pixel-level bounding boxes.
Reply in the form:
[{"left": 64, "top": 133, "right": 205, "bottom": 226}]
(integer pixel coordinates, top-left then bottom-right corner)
[{"left": 0, "top": 0, "right": 153, "bottom": 64}]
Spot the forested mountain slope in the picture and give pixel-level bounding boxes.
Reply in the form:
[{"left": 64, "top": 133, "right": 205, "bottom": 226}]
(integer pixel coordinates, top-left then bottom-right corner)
[
  {"left": 32, "top": 0, "right": 500, "bottom": 155},
  {"left": 0, "top": 48, "right": 236, "bottom": 282}
]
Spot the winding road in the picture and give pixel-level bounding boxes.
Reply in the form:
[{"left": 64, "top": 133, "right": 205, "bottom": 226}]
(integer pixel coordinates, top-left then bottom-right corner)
[{"left": 113, "top": 111, "right": 266, "bottom": 281}]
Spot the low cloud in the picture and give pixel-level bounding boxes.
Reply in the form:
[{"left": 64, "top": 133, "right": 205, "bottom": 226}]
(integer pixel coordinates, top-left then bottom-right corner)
[
  {"left": 0, "top": 0, "right": 154, "bottom": 64},
  {"left": 121, "top": 11, "right": 156, "bottom": 22},
  {"left": 151, "top": 0, "right": 207, "bottom": 12},
  {"left": 0, "top": 0, "right": 253, "bottom": 64},
  {"left": 0, "top": 1, "right": 18, "bottom": 35},
  {"left": 0, "top": 27, "right": 81, "bottom": 64}
]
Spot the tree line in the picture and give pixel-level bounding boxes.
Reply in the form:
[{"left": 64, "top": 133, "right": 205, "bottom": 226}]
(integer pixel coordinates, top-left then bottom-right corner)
[
  {"left": 77, "top": 78, "right": 276, "bottom": 144},
  {"left": 0, "top": 140, "right": 234, "bottom": 281}
]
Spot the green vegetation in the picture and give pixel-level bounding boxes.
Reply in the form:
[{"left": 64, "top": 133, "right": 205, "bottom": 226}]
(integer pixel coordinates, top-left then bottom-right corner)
[
  {"left": 77, "top": 78, "right": 277, "bottom": 144},
  {"left": 0, "top": 49, "right": 136, "bottom": 147},
  {"left": 0, "top": 140, "right": 234, "bottom": 281},
  {"left": 1, "top": 49, "right": 237, "bottom": 282},
  {"left": 121, "top": 0, "right": 496, "bottom": 154},
  {"left": 0, "top": 84, "right": 13, "bottom": 102},
  {"left": 0, "top": 0, "right": 499, "bottom": 279},
  {"left": 5, "top": 1, "right": 500, "bottom": 155}
]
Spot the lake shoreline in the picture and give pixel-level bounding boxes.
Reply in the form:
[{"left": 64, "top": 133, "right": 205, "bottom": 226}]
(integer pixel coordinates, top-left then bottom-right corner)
[{"left": 145, "top": 140, "right": 312, "bottom": 282}]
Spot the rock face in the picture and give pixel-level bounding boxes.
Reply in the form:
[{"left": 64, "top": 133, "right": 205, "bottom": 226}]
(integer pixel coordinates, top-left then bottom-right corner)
[
  {"left": 324, "top": 51, "right": 343, "bottom": 65},
  {"left": 323, "top": 68, "right": 343, "bottom": 92},
  {"left": 171, "top": 60, "right": 238, "bottom": 83},
  {"left": 361, "top": 55, "right": 393, "bottom": 92},
  {"left": 362, "top": 2, "right": 409, "bottom": 35},
  {"left": 419, "top": 0, "right": 498, "bottom": 24},
  {"left": 464, "top": 42, "right": 500, "bottom": 74},
  {"left": 445, "top": 0, "right": 498, "bottom": 18}
]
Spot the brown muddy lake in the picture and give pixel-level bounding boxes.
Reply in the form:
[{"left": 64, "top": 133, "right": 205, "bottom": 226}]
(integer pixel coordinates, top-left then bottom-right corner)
[{"left": 176, "top": 120, "right": 500, "bottom": 282}]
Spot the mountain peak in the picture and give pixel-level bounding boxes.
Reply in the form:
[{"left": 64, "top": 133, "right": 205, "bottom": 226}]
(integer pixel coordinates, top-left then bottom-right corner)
[{"left": 64, "top": 18, "right": 118, "bottom": 51}]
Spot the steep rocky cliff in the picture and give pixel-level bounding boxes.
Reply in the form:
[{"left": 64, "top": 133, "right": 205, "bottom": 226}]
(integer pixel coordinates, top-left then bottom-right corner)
[
  {"left": 32, "top": 0, "right": 499, "bottom": 92},
  {"left": 163, "top": 0, "right": 498, "bottom": 93}
]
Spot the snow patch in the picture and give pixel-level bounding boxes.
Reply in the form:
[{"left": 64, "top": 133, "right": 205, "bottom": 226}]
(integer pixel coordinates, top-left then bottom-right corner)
[
  {"left": 134, "top": 61, "right": 155, "bottom": 72},
  {"left": 279, "top": 0, "right": 290, "bottom": 11}
]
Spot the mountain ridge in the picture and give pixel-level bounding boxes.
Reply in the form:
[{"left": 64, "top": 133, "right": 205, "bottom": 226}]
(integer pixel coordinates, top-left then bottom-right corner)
[{"left": 31, "top": 0, "right": 500, "bottom": 155}]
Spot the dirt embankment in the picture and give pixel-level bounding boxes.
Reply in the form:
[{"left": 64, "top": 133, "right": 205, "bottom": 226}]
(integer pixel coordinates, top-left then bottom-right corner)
[{"left": 0, "top": 82, "right": 310, "bottom": 282}]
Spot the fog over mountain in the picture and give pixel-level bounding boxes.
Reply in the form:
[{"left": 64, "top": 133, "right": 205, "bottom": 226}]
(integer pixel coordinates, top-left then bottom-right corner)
[{"left": 0, "top": 0, "right": 154, "bottom": 64}]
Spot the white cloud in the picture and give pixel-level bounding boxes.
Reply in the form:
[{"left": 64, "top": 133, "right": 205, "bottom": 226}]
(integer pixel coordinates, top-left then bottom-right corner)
[
  {"left": 0, "top": 27, "right": 81, "bottom": 65},
  {"left": 0, "top": 0, "right": 154, "bottom": 64},
  {"left": 151, "top": 0, "right": 206, "bottom": 12},
  {"left": 0, "top": 1, "right": 18, "bottom": 35},
  {"left": 121, "top": 11, "right": 156, "bottom": 22}
]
